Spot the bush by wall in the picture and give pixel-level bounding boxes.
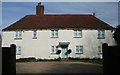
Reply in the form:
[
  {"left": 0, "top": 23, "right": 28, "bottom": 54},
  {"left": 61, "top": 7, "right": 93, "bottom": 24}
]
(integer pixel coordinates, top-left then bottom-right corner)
[{"left": 16, "top": 57, "right": 61, "bottom": 62}]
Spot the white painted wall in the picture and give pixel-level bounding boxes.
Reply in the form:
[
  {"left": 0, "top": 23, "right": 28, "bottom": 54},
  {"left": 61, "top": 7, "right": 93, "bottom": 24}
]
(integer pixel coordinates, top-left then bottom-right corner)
[{"left": 2, "top": 29, "right": 116, "bottom": 59}]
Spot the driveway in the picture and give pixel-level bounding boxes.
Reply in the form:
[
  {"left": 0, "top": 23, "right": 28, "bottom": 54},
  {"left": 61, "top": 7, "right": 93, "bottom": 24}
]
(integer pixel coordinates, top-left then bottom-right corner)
[{"left": 16, "top": 61, "right": 103, "bottom": 74}]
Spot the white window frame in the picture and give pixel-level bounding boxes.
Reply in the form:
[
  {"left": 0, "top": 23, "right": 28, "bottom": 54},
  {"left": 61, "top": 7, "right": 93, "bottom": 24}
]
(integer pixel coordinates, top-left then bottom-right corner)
[
  {"left": 15, "top": 31, "right": 22, "bottom": 39},
  {"left": 16, "top": 46, "right": 21, "bottom": 55},
  {"left": 98, "top": 30, "right": 105, "bottom": 39},
  {"left": 51, "top": 45, "right": 57, "bottom": 54},
  {"left": 51, "top": 30, "right": 58, "bottom": 38},
  {"left": 74, "top": 30, "right": 82, "bottom": 38},
  {"left": 32, "top": 30, "right": 37, "bottom": 39},
  {"left": 75, "top": 45, "right": 83, "bottom": 54}
]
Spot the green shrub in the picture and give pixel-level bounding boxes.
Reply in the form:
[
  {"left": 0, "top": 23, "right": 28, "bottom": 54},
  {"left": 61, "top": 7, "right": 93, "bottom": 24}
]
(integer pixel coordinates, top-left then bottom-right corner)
[{"left": 16, "top": 57, "right": 36, "bottom": 62}]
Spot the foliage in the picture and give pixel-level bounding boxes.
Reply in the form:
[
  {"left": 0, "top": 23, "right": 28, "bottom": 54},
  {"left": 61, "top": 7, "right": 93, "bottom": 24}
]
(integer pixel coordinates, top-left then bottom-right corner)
[
  {"left": 16, "top": 57, "right": 102, "bottom": 64},
  {"left": 56, "top": 50, "right": 61, "bottom": 54},
  {"left": 67, "top": 49, "right": 72, "bottom": 54},
  {"left": 113, "top": 25, "right": 120, "bottom": 45},
  {"left": 16, "top": 57, "right": 61, "bottom": 62},
  {"left": 16, "top": 57, "right": 36, "bottom": 62}
]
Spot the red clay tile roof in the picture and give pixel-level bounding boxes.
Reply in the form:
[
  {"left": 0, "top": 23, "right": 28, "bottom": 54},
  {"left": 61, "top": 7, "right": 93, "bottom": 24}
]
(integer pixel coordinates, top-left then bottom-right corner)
[{"left": 2, "top": 14, "right": 114, "bottom": 31}]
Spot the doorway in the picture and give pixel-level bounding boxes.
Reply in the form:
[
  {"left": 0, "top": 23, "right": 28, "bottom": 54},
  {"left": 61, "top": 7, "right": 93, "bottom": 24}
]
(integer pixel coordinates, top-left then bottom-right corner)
[
  {"left": 58, "top": 42, "right": 70, "bottom": 58},
  {"left": 61, "top": 48, "right": 67, "bottom": 58}
]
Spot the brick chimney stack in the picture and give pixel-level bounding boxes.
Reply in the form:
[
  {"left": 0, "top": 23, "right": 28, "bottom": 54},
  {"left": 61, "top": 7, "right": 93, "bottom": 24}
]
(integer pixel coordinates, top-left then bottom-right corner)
[{"left": 36, "top": 2, "right": 44, "bottom": 15}]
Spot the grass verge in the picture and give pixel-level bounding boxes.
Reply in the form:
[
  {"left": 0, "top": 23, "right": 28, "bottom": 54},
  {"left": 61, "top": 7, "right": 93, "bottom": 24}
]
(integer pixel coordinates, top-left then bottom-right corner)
[{"left": 16, "top": 57, "right": 103, "bottom": 65}]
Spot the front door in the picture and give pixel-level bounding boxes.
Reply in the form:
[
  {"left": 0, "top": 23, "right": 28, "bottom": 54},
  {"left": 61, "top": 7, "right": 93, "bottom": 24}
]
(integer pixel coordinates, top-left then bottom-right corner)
[{"left": 61, "top": 48, "right": 67, "bottom": 58}]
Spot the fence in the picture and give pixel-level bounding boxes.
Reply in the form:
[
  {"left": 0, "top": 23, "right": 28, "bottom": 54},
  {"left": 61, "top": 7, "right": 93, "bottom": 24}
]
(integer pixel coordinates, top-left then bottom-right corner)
[
  {"left": 2, "top": 44, "right": 16, "bottom": 75},
  {"left": 102, "top": 43, "right": 120, "bottom": 74}
]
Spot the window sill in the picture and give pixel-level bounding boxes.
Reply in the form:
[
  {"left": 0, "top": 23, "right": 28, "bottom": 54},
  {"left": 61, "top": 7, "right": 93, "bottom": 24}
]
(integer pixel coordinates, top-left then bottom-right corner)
[
  {"left": 98, "top": 53, "right": 102, "bottom": 55},
  {"left": 73, "top": 37, "right": 82, "bottom": 38},
  {"left": 32, "top": 37, "right": 37, "bottom": 39},
  {"left": 75, "top": 53, "right": 83, "bottom": 54},
  {"left": 16, "top": 54, "right": 21, "bottom": 55},
  {"left": 97, "top": 37, "right": 105, "bottom": 39},
  {"left": 51, "top": 37, "right": 58, "bottom": 38},
  {"left": 51, "top": 53, "right": 57, "bottom": 54},
  {"left": 14, "top": 38, "right": 22, "bottom": 40}
]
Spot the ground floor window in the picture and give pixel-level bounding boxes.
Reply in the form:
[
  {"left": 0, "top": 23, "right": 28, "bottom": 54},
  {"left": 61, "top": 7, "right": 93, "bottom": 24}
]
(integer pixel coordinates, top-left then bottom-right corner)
[
  {"left": 98, "top": 46, "right": 102, "bottom": 55},
  {"left": 51, "top": 45, "right": 57, "bottom": 54},
  {"left": 75, "top": 45, "right": 83, "bottom": 54},
  {"left": 16, "top": 46, "right": 21, "bottom": 55}
]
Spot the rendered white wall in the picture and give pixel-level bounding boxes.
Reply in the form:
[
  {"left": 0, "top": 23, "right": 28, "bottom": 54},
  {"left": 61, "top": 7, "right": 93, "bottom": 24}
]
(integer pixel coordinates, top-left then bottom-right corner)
[{"left": 2, "top": 29, "right": 116, "bottom": 59}]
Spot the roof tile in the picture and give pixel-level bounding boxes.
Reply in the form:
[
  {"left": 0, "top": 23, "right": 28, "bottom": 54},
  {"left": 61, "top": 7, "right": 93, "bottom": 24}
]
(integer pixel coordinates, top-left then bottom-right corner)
[{"left": 2, "top": 14, "right": 114, "bottom": 31}]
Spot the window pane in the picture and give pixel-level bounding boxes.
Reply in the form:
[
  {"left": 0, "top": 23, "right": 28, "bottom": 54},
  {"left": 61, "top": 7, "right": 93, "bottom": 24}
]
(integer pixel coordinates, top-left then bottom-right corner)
[
  {"left": 74, "top": 30, "right": 77, "bottom": 37},
  {"left": 76, "top": 45, "right": 83, "bottom": 53},
  {"left": 80, "top": 46, "right": 83, "bottom": 53},
  {"left": 51, "top": 30, "right": 54, "bottom": 37},
  {"left": 51, "top": 30, "right": 58, "bottom": 37},
  {"left": 98, "top": 46, "right": 102, "bottom": 53},
  {"left": 16, "top": 31, "right": 22, "bottom": 38},
  {"left": 51, "top": 46, "right": 57, "bottom": 53},
  {"left": 18, "top": 46, "right": 21, "bottom": 54},
  {"left": 16, "top": 46, "right": 21, "bottom": 54},
  {"left": 16, "top": 31, "right": 18, "bottom": 38},
  {"left": 98, "top": 30, "right": 105, "bottom": 38},
  {"left": 78, "top": 30, "right": 82, "bottom": 37},
  {"left": 33, "top": 30, "right": 37, "bottom": 37},
  {"left": 76, "top": 46, "right": 79, "bottom": 52},
  {"left": 55, "top": 30, "right": 58, "bottom": 37},
  {"left": 74, "top": 30, "right": 82, "bottom": 37},
  {"left": 19, "top": 31, "right": 22, "bottom": 38}
]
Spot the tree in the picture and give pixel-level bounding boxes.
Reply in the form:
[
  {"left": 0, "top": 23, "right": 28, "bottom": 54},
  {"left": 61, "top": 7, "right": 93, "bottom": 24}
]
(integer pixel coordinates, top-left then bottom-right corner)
[{"left": 113, "top": 25, "right": 120, "bottom": 46}]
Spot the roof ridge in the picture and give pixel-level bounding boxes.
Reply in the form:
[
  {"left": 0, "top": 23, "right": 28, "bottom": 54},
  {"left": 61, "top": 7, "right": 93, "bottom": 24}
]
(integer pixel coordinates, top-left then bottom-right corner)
[{"left": 26, "top": 14, "right": 93, "bottom": 16}]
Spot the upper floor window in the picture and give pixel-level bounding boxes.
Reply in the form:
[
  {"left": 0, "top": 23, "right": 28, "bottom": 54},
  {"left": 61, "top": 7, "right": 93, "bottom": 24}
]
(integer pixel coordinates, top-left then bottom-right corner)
[
  {"left": 32, "top": 30, "right": 37, "bottom": 39},
  {"left": 51, "top": 45, "right": 57, "bottom": 54},
  {"left": 15, "top": 31, "right": 22, "bottom": 40},
  {"left": 51, "top": 30, "right": 58, "bottom": 38},
  {"left": 74, "top": 30, "right": 82, "bottom": 38},
  {"left": 98, "top": 30, "right": 105, "bottom": 39},
  {"left": 75, "top": 45, "right": 83, "bottom": 54},
  {"left": 16, "top": 46, "right": 21, "bottom": 55}
]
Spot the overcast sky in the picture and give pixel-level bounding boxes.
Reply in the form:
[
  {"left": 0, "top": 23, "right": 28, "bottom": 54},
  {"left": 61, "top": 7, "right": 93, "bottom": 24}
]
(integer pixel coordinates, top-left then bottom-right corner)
[{"left": 1, "top": 2, "right": 118, "bottom": 29}]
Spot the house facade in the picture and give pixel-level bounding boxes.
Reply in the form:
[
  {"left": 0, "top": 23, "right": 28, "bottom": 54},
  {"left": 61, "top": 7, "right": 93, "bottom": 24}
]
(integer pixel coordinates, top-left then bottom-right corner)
[{"left": 2, "top": 3, "right": 116, "bottom": 59}]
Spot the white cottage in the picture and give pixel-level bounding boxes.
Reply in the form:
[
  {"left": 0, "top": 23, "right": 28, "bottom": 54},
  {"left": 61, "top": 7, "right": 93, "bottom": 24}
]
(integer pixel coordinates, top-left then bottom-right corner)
[{"left": 2, "top": 3, "right": 116, "bottom": 59}]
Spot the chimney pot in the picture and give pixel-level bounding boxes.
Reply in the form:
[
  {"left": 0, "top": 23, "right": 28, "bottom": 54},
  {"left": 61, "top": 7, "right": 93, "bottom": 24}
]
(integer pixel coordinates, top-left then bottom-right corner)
[{"left": 38, "top": 2, "right": 41, "bottom": 6}]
